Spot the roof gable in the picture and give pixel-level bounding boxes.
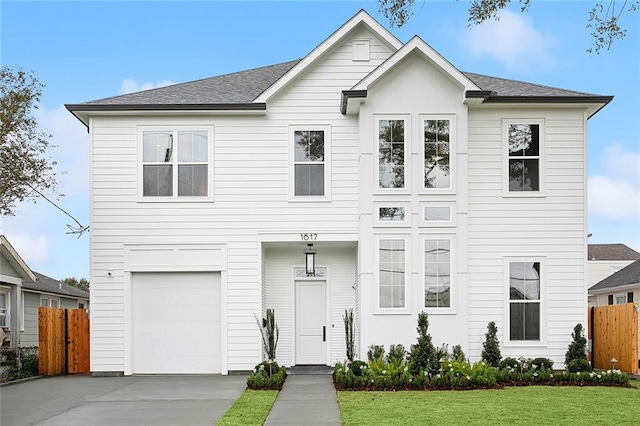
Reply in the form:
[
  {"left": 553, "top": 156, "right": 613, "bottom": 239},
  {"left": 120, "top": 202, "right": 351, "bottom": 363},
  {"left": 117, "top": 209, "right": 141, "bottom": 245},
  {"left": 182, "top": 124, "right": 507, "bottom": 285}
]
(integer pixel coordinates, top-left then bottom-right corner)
[
  {"left": 352, "top": 36, "right": 480, "bottom": 92},
  {"left": 253, "top": 9, "right": 402, "bottom": 103},
  {"left": 0, "top": 235, "right": 36, "bottom": 283}
]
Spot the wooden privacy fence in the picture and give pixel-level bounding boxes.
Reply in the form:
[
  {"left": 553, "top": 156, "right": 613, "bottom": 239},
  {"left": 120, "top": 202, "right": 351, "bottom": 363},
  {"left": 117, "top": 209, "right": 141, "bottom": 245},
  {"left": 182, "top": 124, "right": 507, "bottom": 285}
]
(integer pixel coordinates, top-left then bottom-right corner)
[
  {"left": 38, "top": 307, "right": 90, "bottom": 376},
  {"left": 588, "top": 303, "right": 638, "bottom": 374}
]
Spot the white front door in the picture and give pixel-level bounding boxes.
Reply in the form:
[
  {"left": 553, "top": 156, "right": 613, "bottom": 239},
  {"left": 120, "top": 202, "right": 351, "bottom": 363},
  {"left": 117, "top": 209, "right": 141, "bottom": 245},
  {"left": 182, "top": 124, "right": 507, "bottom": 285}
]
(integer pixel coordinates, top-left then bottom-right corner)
[{"left": 295, "top": 280, "right": 326, "bottom": 365}]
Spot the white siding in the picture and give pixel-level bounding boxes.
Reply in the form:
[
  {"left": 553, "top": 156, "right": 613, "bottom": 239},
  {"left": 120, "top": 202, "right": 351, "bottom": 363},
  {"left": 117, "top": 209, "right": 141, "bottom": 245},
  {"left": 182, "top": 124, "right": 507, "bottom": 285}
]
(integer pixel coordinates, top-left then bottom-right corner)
[{"left": 467, "top": 108, "right": 588, "bottom": 366}]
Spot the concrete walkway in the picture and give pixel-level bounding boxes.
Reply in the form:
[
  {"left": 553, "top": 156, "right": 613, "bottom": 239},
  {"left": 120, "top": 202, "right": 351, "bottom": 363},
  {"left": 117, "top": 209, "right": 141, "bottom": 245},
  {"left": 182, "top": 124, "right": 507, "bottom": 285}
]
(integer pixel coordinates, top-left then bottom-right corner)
[
  {"left": 265, "top": 374, "right": 341, "bottom": 425},
  {"left": 0, "top": 374, "right": 247, "bottom": 426}
]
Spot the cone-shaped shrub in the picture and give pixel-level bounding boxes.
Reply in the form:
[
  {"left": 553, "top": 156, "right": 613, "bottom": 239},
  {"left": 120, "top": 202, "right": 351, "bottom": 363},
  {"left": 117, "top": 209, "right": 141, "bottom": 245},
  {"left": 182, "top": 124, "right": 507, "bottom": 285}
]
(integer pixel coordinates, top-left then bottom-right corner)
[{"left": 481, "top": 321, "right": 501, "bottom": 367}]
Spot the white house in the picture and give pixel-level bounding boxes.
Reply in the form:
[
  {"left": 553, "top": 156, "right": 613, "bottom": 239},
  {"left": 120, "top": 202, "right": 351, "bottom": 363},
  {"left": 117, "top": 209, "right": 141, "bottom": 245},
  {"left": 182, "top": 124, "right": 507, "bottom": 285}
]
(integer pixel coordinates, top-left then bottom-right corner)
[
  {"left": 587, "top": 244, "right": 640, "bottom": 307},
  {"left": 66, "top": 10, "right": 612, "bottom": 375}
]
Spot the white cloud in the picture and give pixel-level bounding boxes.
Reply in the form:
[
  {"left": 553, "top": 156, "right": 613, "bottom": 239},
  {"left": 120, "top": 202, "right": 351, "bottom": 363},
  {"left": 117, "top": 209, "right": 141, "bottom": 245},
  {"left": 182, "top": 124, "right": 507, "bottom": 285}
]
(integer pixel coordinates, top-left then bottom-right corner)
[
  {"left": 588, "top": 143, "right": 640, "bottom": 222},
  {"left": 3, "top": 232, "right": 50, "bottom": 265},
  {"left": 463, "top": 10, "right": 555, "bottom": 71},
  {"left": 120, "top": 79, "right": 175, "bottom": 94}
]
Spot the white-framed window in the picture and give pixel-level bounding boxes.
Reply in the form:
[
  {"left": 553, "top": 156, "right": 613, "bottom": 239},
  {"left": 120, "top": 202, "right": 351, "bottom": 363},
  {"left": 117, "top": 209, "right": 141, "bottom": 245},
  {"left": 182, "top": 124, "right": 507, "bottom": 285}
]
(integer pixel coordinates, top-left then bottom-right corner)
[
  {"left": 289, "top": 126, "right": 331, "bottom": 200},
  {"left": 0, "top": 288, "right": 10, "bottom": 328},
  {"left": 40, "top": 296, "right": 60, "bottom": 308},
  {"left": 423, "top": 238, "right": 452, "bottom": 309},
  {"left": 503, "top": 119, "right": 545, "bottom": 196},
  {"left": 421, "top": 116, "right": 453, "bottom": 190},
  {"left": 376, "top": 237, "right": 408, "bottom": 311},
  {"left": 420, "top": 202, "right": 456, "bottom": 227},
  {"left": 138, "top": 126, "right": 214, "bottom": 200},
  {"left": 614, "top": 293, "right": 629, "bottom": 304},
  {"left": 506, "top": 258, "right": 545, "bottom": 343},
  {"left": 374, "top": 202, "right": 410, "bottom": 227},
  {"left": 377, "top": 117, "right": 409, "bottom": 191}
]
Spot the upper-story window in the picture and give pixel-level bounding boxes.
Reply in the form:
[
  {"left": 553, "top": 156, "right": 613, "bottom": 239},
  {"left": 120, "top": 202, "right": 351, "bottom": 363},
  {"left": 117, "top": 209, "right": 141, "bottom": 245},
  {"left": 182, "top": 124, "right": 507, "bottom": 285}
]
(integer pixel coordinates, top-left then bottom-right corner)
[
  {"left": 505, "top": 120, "right": 544, "bottom": 194},
  {"left": 378, "top": 119, "right": 406, "bottom": 189},
  {"left": 423, "top": 119, "right": 451, "bottom": 189},
  {"left": 290, "top": 126, "right": 330, "bottom": 200},
  {"left": 140, "top": 127, "right": 213, "bottom": 199}
]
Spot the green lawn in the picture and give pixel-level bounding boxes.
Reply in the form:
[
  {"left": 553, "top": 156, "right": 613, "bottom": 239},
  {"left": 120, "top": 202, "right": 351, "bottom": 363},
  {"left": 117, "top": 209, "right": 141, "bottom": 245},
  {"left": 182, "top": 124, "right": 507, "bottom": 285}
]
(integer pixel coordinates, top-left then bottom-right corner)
[
  {"left": 216, "top": 390, "right": 278, "bottom": 426},
  {"left": 338, "top": 386, "right": 640, "bottom": 425}
]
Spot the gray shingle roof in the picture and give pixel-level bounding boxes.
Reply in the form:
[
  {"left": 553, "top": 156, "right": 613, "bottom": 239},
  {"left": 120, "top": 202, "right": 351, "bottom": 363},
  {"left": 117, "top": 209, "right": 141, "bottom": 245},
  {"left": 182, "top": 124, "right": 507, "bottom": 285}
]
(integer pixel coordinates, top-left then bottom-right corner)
[
  {"left": 588, "top": 244, "right": 640, "bottom": 261},
  {"left": 69, "top": 60, "right": 603, "bottom": 108},
  {"left": 83, "top": 60, "right": 301, "bottom": 106},
  {"left": 589, "top": 259, "right": 640, "bottom": 291},
  {"left": 22, "top": 272, "right": 90, "bottom": 299}
]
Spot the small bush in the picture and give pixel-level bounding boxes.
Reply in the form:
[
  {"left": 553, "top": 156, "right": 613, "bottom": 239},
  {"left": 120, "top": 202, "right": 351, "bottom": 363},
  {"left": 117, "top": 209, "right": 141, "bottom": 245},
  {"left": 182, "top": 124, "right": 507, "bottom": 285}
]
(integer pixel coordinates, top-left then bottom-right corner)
[
  {"left": 367, "top": 345, "right": 385, "bottom": 362},
  {"left": 481, "top": 321, "right": 501, "bottom": 367},
  {"left": 349, "top": 360, "right": 368, "bottom": 376},
  {"left": 451, "top": 345, "right": 465, "bottom": 362},
  {"left": 530, "top": 357, "right": 553, "bottom": 371},
  {"left": 498, "top": 357, "right": 520, "bottom": 371},
  {"left": 386, "top": 344, "right": 407, "bottom": 364},
  {"left": 566, "top": 358, "right": 592, "bottom": 373},
  {"left": 408, "top": 312, "right": 438, "bottom": 374},
  {"left": 247, "top": 362, "right": 287, "bottom": 390},
  {"left": 565, "top": 323, "right": 588, "bottom": 366}
]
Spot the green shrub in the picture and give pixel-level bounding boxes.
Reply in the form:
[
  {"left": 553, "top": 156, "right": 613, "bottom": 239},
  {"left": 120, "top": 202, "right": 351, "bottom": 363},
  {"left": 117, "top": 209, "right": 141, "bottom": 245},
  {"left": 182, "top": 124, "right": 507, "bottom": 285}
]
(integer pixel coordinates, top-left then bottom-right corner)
[
  {"left": 481, "top": 321, "right": 501, "bottom": 367},
  {"left": 386, "top": 344, "right": 407, "bottom": 364},
  {"left": 565, "top": 323, "right": 588, "bottom": 366},
  {"left": 435, "top": 343, "right": 449, "bottom": 363},
  {"left": 343, "top": 309, "right": 355, "bottom": 362},
  {"left": 451, "top": 344, "right": 465, "bottom": 362},
  {"left": 530, "top": 357, "right": 553, "bottom": 371},
  {"left": 408, "top": 312, "right": 438, "bottom": 374},
  {"left": 367, "top": 345, "right": 385, "bottom": 362},
  {"left": 566, "top": 358, "right": 592, "bottom": 373},
  {"left": 498, "top": 357, "right": 519, "bottom": 371},
  {"left": 349, "top": 360, "right": 368, "bottom": 376},
  {"left": 247, "top": 362, "right": 287, "bottom": 390}
]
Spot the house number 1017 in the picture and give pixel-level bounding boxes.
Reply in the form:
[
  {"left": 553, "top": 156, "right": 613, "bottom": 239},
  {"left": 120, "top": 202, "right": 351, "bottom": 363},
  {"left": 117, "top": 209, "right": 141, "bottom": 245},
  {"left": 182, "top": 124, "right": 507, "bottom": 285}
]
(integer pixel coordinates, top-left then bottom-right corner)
[{"left": 300, "top": 233, "right": 318, "bottom": 241}]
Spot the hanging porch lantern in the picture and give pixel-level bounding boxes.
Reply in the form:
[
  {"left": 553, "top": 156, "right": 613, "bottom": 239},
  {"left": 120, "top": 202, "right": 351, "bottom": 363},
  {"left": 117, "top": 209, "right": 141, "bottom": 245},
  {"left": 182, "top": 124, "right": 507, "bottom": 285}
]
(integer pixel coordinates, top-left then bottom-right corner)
[{"left": 305, "top": 243, "right": 317, "bottom": 276}]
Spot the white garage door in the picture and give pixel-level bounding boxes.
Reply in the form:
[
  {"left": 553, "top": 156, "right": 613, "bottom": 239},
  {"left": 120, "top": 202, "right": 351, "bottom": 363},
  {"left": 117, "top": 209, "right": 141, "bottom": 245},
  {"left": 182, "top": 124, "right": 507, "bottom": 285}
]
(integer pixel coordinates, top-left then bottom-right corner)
[{"left": 132, "top": 272, "right": 221, "bottom": 374}]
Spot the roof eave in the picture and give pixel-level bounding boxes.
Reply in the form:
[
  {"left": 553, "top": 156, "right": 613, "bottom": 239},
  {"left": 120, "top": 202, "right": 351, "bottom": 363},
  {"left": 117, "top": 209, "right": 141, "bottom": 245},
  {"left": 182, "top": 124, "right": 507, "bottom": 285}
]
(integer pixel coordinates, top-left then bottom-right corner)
[
  {"left": 0, "top": 236, "right": 36, "bottom": 283},
  {"left": 467, "top": 94, "right": 614, "bottom": 118},
  {"left": 588, "top": 282, "right": 640, "bottom": 295}
]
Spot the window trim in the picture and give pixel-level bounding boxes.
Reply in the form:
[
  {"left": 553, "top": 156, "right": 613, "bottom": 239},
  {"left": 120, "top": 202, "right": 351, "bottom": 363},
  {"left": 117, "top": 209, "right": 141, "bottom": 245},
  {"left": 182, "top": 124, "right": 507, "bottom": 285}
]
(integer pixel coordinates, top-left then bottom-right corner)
[
  {"left": 40, "top": 295, "right": 60, "bottom": 308},
  {"left": 504, "top": 256, "right": 547, "bottom": 347},
  {"left": 502, "top": 119, "right": 546, "bottom": 197},
  {"left": 373, "top": 202, "right": 411, "bottom": 227},
  {"left": 374, "top": 235, "right": 411, "bottom": 314},
  {"left": 375, "top": 115, "right": 411, "bottom": 194},
  {"left": 422, "top": 235, "right": 456, "bottom": 314},
  {"left": 288, "top": 125, "right": 332, "bottom": 202},
  {"left": 137, "top": 125, "right": 215, "bottom": 202},
  {"left": 614, "top": 293, "right": 628, "bottom": 304},
  {"left": 0, "top": 287, "right": 10, "bottom": 329},
  {"left": 419, "top": 114, "right": 455, "bottom": 194}
]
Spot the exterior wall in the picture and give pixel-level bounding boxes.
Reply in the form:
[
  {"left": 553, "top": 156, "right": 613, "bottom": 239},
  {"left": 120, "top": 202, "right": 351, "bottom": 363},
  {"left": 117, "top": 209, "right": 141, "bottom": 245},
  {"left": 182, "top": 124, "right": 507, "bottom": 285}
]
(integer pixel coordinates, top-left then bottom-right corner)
[
  {"left": 467, "top": 106, "right": 589, "bottom": 366},
  {"left": 357, "top": 52, "right": 471, "bottom": 356},
  {"left": 591, "top": 287, "right": 640, "bottom": 306},
  {"left": 587, "top": 260, "right": 634, "bottom": 288},
  {"left": 88, "top": 26, "right": 392, "bottom": 373},
  {"left": 20, "top": 291, "right": 40, "bottom": 347},
  {"left": 264, "top": 244, "right": 357, "bottom": 366},
  {"left": 1, "top": 254, "right": 21, "bottom": 279}
]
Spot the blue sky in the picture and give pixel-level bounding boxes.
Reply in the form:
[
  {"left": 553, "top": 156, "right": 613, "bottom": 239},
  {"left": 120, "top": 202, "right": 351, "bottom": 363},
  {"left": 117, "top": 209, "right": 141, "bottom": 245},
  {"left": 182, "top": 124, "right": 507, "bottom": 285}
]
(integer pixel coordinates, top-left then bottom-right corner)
[{"left": 1, "top": 0, "right": 639, "bottom": 280}]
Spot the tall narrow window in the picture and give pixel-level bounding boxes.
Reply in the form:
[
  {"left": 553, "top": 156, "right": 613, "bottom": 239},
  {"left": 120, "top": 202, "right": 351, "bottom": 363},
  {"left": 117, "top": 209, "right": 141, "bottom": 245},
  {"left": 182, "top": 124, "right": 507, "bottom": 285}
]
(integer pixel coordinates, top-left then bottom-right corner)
[
  {"left": 0, "top": 290, "right": 9, "bottom": 328},
  {"left": 142, "top": 128, "right": 211, "bottom": 198},
  {"left": 378, "top": 120, "right": 405, "bottom": 189},
  {"left": 294, "top": 130, "right": 325, "bottom": 196},
  {"left": 424, "top": 239, "right": 451, "bottom": 308},
  {"left": 424, "top": 120, "right": 450, "bottom": 188},
  {"left": 379, "top": 239, "right": 405, "bottom": 308},
  {"left": 508, "top": 124, "right": 540, "bottom": 191},
  {"left": 509, "top": 262, "right": 541, "bottom": 340}
]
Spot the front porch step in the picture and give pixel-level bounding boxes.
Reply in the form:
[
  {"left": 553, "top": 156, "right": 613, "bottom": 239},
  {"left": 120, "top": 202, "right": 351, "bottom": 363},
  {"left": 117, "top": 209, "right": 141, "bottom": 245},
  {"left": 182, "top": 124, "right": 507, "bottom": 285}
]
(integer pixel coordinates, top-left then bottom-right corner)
[{"left": 287, "top": 365, "right": 333, "bottom": 375}]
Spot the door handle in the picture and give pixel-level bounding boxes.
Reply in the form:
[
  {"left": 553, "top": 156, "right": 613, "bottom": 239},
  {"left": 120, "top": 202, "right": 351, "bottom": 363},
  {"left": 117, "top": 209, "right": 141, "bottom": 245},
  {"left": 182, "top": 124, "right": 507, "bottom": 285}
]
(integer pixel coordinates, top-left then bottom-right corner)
[{"left": 323, "top": 326, "right": 326, "bottom": 342}]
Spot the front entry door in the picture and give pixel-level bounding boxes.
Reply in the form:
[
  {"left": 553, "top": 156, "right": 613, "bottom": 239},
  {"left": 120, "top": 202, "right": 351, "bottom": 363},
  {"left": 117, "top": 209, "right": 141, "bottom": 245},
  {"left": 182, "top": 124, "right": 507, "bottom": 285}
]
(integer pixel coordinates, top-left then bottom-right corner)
[{"left": 295, "top": 280, "right": 326, "bottom": 365}]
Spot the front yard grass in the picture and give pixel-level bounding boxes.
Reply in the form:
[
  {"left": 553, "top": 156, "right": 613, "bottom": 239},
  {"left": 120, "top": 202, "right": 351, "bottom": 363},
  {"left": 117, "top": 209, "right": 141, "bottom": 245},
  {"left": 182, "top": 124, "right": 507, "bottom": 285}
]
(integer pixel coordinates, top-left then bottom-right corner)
[
  {"left": 216, "top": 390, "right": 278, "bottom": 426},
  {"left": 338, "top": 386, "right": 640, "bottom": 425}
]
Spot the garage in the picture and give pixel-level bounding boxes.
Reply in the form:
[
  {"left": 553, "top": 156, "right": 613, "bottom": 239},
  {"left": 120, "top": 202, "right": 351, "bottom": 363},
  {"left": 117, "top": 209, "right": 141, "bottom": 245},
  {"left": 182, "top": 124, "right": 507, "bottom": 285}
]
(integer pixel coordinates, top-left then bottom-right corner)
[{"left": 132, "top": 272, "right": 221, "bottom": 374}]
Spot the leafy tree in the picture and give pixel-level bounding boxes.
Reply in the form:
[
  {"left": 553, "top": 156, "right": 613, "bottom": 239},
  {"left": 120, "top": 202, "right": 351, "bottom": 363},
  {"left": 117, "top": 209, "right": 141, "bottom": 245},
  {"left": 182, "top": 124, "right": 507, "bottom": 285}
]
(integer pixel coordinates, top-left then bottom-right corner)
[
  {"left": 378, "top": 0, "right": 638, "bottom": 53},
  {"left": 481, "top": 321, "right": 502, "bottom": 367},
  {"left": 0, "top": 67, "right": 58, "bottom": 216},
  {"left": 565, "top": 323, "right": 589, "bottom": 365},
  {"left": 61, "top": 277, "right": 90, "bottom": 291},
  {"left": 409, "top": 312, "right": 438, "bottom": 374}
]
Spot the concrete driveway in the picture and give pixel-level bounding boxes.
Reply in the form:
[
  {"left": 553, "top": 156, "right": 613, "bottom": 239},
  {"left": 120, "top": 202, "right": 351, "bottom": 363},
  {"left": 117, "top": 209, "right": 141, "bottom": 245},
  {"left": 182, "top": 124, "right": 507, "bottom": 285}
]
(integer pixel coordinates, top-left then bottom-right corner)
[{"left": 0, "top": 374, "right": 247, "bottom": 426}]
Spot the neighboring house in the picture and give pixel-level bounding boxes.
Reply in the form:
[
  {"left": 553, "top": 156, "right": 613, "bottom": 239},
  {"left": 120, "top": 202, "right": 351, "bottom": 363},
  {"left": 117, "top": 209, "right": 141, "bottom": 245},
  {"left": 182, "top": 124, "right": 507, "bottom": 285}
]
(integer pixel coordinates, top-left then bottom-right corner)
[
  {"left": 587, "top": 244, "right": 640, "bottom": 306},
  {"left": 66, "top": 11, "right": 612, "bottom": 375},
  {"left": 0, "top": 236, "right": 89, "bottom": 347},
  {"left": 589, "top": 260, "right": 640, "bottom": 307}
]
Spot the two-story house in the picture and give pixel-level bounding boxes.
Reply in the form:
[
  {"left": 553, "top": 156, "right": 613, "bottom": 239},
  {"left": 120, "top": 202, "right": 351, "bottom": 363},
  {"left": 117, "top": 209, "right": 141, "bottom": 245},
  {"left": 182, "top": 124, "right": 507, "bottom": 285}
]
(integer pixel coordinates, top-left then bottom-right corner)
[{"left": 66, "top": 11, "right": 611, "bottom": 375}]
